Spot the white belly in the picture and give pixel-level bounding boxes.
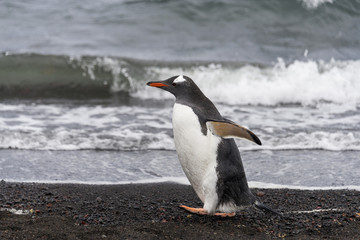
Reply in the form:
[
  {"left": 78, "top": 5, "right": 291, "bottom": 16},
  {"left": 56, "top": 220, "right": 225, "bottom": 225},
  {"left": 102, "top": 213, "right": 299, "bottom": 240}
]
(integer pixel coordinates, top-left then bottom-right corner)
[{"left": 172, "top": 103, "right": 221, "bottom": 204}]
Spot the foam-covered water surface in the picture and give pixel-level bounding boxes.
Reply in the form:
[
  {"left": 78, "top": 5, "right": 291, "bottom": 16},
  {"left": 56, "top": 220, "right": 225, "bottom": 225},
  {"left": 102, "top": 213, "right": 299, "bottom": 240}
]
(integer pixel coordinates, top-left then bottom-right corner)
[
  {"left": 0, "top": 102, "right": 172, "bottom": 150},
  {"left": 136, "top": 59, "right": 360, "bottom": 108},
  {"left": 1, "top": 98, "right": 359, "bottom": 151}
]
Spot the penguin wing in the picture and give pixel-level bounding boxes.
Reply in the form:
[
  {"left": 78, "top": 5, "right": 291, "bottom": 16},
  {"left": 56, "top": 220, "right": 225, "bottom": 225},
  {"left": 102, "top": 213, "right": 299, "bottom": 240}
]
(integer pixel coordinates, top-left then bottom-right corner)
[{"left": 206, "top": 120, "right": 262, "bottom": 145}]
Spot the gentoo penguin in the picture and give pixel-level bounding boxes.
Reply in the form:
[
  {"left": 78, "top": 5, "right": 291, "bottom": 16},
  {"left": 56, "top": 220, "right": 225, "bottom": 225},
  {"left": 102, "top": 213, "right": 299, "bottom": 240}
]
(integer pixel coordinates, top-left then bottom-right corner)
[{"left": 147, "top": 75, "right": 277, "bottom": 217}]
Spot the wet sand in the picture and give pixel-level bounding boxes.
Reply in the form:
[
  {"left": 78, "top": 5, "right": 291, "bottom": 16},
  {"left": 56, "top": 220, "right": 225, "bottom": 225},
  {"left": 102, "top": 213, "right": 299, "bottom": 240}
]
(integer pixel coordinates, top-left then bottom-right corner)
[{"left": 0, "top": 181, "right": 359, "bottom": 239}]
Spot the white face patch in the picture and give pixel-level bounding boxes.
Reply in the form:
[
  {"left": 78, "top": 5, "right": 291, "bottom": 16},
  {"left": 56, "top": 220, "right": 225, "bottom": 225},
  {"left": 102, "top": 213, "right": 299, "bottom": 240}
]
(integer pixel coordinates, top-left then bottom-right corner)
[{"left": 173, "top": 75, "right": 186, "bottom": 84}]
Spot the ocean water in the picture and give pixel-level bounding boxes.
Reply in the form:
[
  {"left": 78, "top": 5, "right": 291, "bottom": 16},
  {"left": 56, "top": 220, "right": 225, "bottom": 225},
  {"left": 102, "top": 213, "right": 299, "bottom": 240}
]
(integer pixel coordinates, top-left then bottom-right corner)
[{"left": 0, "top": 0, "right": 359, "bottom": 190}]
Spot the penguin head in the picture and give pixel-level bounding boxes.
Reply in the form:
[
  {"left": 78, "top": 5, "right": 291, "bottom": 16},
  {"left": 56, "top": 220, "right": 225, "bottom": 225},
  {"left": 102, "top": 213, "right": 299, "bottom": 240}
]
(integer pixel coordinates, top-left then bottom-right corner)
[{"left": 147, "top": 75, "right": 201, "bottom": 99}]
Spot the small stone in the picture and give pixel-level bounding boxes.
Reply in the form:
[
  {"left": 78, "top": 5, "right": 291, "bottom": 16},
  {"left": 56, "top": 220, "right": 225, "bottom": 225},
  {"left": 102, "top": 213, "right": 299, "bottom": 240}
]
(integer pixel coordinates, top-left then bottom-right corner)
[{"left": 256, "top": 191, "right": 265, "bottom": 197}]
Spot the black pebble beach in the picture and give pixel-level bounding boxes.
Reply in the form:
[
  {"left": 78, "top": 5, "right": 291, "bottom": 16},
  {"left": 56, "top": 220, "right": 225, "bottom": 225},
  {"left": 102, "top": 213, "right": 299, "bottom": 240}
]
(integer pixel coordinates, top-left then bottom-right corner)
[{"left": 0, "top": 181, "right": 359, "bottom": 239}]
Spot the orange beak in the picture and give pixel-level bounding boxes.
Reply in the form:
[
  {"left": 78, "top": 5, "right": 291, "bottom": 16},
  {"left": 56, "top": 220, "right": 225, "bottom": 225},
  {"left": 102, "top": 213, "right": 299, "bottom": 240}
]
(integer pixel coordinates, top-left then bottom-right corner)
[{"left": 147, "top": 82, "right": 169, "bottom": 87}]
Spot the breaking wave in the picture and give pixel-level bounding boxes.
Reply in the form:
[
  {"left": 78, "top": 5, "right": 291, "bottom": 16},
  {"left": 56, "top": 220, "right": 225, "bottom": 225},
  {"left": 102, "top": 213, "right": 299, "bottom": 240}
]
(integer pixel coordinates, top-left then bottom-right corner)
[{"left": 1, "top": 53, "right": 359, "bottom": 108}]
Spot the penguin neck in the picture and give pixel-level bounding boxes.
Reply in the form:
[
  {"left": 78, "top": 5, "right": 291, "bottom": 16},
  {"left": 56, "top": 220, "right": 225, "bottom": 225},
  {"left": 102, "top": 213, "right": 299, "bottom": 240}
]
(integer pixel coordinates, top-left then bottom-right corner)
[
  {"left": 176, "top": 90, "right": 211, "bottom": 109},
  {"left": 175, "top": 90, "right": 222, "bottom": 122}
]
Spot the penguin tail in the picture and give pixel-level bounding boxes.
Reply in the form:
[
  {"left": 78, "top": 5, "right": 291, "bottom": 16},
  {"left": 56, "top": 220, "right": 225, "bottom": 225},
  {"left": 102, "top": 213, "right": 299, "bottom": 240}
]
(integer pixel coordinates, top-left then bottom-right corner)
[{"left": 254, "top": 201, "right": 282, "bottom": 216}]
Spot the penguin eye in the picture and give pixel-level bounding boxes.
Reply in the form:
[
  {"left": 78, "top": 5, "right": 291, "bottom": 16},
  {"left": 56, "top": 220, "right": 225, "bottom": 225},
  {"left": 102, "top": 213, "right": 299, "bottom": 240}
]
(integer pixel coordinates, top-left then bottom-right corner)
[{"left": 172, "top": 83, "right": 177, "bottom": 86}]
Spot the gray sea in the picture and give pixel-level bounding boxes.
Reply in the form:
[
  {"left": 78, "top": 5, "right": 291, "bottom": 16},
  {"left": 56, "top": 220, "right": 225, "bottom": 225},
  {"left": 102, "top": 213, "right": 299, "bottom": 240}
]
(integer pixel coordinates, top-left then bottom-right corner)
[{"left": 0, "top": 0, "right": 359, "bottom": 190}]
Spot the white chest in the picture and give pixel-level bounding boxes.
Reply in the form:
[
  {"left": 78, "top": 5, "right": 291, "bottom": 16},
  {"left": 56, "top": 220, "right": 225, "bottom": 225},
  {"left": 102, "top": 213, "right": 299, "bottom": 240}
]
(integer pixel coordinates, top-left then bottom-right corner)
[{"left": 172, "top": 103, "right": 220, "bottom": 201}]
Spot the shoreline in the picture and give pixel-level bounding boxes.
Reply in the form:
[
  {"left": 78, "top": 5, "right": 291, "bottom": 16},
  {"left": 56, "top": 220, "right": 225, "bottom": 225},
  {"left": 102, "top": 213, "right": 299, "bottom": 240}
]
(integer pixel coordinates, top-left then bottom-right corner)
[
  {"left": 3, "top": 179, "right": 360, "bottom": 192},
  {"left": 1, "top": 181, "right": 359, "bottom": 239}
]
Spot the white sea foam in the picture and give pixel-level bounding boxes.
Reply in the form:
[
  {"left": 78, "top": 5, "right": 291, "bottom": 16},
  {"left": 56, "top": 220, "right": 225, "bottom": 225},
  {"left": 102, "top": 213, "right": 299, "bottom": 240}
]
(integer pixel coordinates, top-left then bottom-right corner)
[
  {"left": 0, "top": 99, "right": 359, "bottom": 151},
  {"left": 2, "top": 124, "right": 359, "bottom": 151},
  {"left": 67, "top": 57, "right": 360, "bottom": 109},
  {"left": 136, "top": 59, "right": 360, "bottom": 109},
  {"left": 3, "top": 179, "right": 360, "bottom": 191},
  {"left": 2, "top": 177, "right": 191, "bottom": 186},
  {"left": 0, "top": 103, "right": 172, "bottom": 150},
  {"left": 300, "top": 0, "right": 334, "bottom": 9},
  {"left": 248, "top": 181, "right": 360, "bottom": 191},
  {"left": 237, "top": 131, "right": 360, "bottom": 151},
  {"left": 0, "top": 208, "right": 31, "bottom": 215},
  {"left": 290, "top": 208, "right": 344, "bottom": 214}
]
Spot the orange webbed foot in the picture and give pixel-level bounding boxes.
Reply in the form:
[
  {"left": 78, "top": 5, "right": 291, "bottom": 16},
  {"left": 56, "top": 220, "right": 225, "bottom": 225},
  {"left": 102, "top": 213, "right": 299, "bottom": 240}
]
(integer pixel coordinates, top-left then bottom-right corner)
[
  {"left": 214, "top": 212, "right": 236, "bottom": 217},
  {"left": 179, "top": 205, "right": 208, "bottom": 215},
  {"left": 180, "top": 205, "right": 236, "bottom": 217}
]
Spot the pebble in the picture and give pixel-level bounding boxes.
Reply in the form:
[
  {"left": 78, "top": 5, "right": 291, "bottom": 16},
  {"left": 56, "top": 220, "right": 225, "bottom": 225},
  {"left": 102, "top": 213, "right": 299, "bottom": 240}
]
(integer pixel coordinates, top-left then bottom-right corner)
[{"left": 256, "top": 191, "right": 266, "bottom": 197}]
